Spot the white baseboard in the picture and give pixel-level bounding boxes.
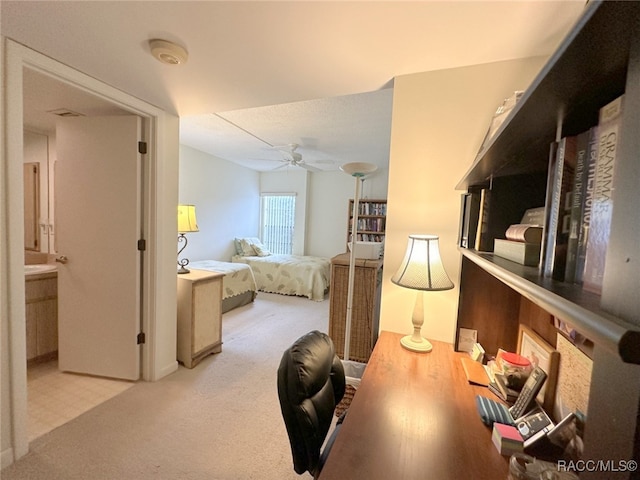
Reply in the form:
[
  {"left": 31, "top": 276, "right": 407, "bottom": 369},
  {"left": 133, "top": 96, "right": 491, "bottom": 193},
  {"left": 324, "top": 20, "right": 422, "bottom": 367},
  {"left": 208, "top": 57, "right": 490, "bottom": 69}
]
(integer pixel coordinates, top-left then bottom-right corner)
[
  {"left": 1, "top": 446, "right": 15, "bottom": 470},
  {"left": 154, "top": 360, "right": 178, "bottom": 381}
]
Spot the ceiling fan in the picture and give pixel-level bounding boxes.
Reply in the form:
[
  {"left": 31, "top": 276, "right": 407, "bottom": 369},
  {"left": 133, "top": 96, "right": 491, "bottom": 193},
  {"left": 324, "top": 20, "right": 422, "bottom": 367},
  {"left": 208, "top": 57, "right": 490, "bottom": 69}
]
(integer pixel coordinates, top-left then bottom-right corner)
[
  {"left": 247, "top": 143, "right": 325, "bottom": 171},
  {"left": 270, "top": 143, "right": 324, "bottom": 172}
]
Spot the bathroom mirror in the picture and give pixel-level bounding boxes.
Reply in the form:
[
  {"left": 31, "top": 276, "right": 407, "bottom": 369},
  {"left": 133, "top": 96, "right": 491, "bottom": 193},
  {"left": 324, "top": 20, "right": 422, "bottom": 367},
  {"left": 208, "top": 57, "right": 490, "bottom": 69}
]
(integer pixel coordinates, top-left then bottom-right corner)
[{"left": 24, "top": 162, "right": 40, "bottom": 251}]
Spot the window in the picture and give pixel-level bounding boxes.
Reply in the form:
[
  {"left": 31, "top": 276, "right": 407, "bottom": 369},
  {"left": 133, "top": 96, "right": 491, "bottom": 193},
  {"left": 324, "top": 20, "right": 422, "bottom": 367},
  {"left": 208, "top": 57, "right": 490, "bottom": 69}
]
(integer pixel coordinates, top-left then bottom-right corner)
[{"left": 261, "top": 194, "right": 296, "bottom": 254}]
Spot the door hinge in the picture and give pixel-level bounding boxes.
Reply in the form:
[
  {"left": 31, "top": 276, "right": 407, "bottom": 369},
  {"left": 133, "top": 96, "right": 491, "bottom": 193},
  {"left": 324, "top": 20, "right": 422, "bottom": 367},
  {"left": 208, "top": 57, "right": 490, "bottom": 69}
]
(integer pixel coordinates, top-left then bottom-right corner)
[
  {"left": 137, "top": 239, "right": 146, "bottom": 251},
  {"left": 137, "top": 332, "right": 146, "bottom": 345},
  {"left": 138, "top": 141, "right": 148, "bottom": 155}
]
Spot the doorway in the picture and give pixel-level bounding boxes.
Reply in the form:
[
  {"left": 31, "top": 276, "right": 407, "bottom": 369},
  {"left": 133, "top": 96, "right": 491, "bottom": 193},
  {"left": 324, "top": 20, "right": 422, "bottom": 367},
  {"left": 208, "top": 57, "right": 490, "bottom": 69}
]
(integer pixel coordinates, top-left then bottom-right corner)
[
  {"left": 22, "top": 70, "right": 144, "bottom": 438},
  {"left": 3, "top": 39, "right": 175, "bottom": 464}
]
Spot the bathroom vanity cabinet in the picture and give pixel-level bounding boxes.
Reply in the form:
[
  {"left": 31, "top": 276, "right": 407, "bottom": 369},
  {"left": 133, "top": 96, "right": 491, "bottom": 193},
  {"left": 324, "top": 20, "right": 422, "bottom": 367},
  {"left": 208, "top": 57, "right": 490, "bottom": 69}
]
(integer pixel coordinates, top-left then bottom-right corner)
[{"left": 25, "top": 271, "right": 58, "bottom": 362}]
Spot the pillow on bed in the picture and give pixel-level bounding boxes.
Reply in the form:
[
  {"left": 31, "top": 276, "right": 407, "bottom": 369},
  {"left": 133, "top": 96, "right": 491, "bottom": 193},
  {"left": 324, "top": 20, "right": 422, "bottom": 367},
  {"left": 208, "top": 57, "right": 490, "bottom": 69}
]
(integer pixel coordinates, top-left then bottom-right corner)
[
  {"left": 238, "top": 238, "right": 258, "bottom": 256},
  {"left": 253, "top": 243, "right": 271, "bottom": 256}
]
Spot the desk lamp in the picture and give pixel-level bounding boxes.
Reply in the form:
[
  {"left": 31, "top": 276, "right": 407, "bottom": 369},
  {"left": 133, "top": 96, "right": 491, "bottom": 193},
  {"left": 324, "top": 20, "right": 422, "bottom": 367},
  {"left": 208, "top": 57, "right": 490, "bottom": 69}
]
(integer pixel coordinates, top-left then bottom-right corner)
[
  {"left": 177, "top": 204, "right": 199, "bottom": 274},
  {"left": 391, "top": 234, "right": 453, "bottom": 352}
]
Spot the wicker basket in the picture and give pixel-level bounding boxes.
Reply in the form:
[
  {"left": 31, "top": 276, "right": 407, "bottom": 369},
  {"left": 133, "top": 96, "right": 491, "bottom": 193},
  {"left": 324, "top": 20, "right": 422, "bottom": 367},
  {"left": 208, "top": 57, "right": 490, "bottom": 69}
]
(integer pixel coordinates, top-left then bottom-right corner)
[{"left": 328, "top": 254, "right": 382, "bottom": 363}]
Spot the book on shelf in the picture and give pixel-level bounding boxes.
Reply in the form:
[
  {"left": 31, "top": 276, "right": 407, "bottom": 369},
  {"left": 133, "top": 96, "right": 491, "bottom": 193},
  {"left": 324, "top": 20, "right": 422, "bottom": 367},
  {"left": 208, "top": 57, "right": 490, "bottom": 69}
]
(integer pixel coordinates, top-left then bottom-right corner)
[
  {"left": 474, "top": 188, "right": 492, "bottom": 251},
  {"left": 575, "top": 127, "right": 599, "bottom": 285},
  {"left": 494, "top": 239, "right": 541, "bottom": 266},
  {"left": 583, "top": 95, "right": 624, "bottom": 294},
  {"left": 542, "top": 135, "right": 577, "bottom": 280},
  {"left": 565, "top": 127, "right": 597, "bottom": 283},
  {"left": 563, "top": 128, "right": 593, "bottom": 283},
  {"left": 459, "top": 191, "right": 481, "bottom": 248},
  {"left": 519, "top": 206, "right": 545, "bottom": 227},
  {"left": 505, "top": 224, "right": 543, "bottom": 244}
]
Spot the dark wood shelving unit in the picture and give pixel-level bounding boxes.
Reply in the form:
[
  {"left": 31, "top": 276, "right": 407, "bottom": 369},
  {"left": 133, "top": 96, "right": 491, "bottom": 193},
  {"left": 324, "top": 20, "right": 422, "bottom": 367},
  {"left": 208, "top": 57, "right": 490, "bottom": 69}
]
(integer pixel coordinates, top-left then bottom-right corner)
[{"left": 455, "top": 2, "right": 640, "bottom": 477}]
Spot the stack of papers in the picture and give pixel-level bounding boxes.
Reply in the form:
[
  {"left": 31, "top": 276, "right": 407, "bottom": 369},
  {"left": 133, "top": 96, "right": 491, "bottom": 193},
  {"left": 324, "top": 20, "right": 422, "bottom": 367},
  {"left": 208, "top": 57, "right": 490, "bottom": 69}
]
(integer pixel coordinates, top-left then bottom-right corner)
[{"left": 492, "top": 422, "right": 524, "bottom": 456}]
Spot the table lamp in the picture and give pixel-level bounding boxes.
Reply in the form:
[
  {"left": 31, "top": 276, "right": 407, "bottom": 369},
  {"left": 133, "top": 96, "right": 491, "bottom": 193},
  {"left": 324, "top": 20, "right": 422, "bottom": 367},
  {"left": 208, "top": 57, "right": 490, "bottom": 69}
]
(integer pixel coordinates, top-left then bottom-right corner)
[
  {"left": 177, "top": 204, "right": 199, "bottom": 274},
  {"left": 391, "top": 234, "right": 454, "bottom": 352}
]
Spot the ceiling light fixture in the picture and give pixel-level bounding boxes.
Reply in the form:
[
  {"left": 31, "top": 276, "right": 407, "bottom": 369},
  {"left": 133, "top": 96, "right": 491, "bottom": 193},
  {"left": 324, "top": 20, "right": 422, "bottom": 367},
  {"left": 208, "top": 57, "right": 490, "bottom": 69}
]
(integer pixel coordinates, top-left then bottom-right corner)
[{"left": 149, "top": 39, "right": 188, "bottom": 65}]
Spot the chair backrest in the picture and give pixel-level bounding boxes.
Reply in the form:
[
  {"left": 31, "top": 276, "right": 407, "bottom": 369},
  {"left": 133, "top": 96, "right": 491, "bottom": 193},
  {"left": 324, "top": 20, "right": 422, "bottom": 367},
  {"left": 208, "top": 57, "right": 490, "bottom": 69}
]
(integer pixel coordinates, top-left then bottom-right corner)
[{"left": 277, "top": 330, "right": 346, "bottom": 477}]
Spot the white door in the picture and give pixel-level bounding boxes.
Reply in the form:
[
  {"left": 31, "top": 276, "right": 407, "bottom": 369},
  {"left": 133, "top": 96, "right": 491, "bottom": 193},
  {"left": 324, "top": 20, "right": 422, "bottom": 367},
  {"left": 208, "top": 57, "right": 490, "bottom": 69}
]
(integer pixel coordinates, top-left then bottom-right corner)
[{"left": 56, "top": 116, "right": 142, "bottom": 380}]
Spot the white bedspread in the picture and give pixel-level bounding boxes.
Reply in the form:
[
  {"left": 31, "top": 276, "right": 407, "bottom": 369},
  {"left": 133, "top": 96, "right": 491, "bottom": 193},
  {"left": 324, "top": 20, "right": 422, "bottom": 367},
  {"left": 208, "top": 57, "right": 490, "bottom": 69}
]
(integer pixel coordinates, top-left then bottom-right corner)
[
  {"left": 189, "top": 260, "right": 257, "bottom": 300},
  {"left": 231, "top": 254, "right": 330, "bottom": 301}
]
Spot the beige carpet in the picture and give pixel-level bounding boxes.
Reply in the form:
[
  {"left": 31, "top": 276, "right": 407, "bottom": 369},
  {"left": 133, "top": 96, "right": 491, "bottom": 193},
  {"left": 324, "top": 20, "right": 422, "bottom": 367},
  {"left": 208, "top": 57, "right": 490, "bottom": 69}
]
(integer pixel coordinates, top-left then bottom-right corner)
[{"left": 2, "top": 292, "right": 330, "bottom": 480}]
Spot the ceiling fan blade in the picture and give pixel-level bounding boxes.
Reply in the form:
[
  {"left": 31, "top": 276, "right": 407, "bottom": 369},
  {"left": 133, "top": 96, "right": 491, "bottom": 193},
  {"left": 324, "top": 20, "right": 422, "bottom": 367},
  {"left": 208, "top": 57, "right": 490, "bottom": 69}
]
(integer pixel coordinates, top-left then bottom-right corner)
[{"left": 299, "top": 163, "right": 322, "bottom": 172}]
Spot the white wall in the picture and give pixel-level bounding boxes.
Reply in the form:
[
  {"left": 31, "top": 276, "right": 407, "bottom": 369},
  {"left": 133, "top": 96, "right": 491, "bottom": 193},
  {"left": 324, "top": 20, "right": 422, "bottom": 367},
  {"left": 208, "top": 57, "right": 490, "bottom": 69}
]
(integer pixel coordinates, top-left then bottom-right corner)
[
  {"left": 306, "top": 169, "right": 389, "bottom": 258},
  {"left": 178, "top": 149, "right": 390, "bottom": 261},
  {"left": 380, "top": 56, "right": 548, "bottom": 345},
  {"left": 179, "top": 144, "right": 260, "bottom": 261}
]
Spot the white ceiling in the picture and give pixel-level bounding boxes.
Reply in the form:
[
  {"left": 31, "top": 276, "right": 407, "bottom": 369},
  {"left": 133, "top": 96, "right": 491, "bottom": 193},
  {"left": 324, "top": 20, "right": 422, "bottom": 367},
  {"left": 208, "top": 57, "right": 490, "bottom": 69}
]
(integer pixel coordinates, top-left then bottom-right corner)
[{"left": 2, "top": 1, "right": 586, "bottom": 172}]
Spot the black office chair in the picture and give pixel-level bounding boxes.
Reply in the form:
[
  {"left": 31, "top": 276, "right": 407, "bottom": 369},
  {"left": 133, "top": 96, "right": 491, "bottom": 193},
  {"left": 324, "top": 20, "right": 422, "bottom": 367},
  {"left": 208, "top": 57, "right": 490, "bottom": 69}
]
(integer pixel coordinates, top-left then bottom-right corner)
[{"left": 277, "top": 330, "right": 346, "bottom": 478}]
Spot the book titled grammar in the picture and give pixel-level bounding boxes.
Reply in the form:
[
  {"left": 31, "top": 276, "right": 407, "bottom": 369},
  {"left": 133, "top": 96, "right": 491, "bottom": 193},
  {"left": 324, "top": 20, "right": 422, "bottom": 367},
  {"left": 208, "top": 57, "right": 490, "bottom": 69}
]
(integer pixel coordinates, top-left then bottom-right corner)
[{"left": 583, "top": 95, "right": 624, "bottom": 294}]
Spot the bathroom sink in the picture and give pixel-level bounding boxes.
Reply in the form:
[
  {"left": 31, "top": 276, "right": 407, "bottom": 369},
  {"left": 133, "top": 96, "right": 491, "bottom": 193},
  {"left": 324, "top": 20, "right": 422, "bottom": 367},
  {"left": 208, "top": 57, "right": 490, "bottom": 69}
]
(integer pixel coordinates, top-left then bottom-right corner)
[{"left": 24, "top": 264, "right": 57, "bottom": 275}]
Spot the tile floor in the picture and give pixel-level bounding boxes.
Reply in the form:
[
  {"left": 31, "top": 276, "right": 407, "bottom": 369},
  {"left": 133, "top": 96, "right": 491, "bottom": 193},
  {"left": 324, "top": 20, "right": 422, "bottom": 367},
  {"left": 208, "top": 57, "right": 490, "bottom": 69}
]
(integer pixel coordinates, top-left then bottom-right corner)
[{"left": 27, "top": 360, "right": 135, "bottom": 442}]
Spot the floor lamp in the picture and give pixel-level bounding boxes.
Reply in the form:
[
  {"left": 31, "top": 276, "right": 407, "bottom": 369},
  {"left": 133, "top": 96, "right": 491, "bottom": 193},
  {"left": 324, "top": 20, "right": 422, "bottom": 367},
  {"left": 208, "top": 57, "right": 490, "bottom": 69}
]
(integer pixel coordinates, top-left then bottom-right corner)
[
  {"left": 391, "top": 234, "right": 453, "bottom": 352},
  {"left": 339, "top": 162, "right": 378, "bottom": 362}
]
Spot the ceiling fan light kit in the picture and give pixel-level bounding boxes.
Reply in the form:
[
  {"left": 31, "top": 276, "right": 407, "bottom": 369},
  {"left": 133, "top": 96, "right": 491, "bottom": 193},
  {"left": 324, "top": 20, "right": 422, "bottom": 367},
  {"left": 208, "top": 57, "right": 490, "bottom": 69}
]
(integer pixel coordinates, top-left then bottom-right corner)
[{"left": 149, "top": 39, "right": 188, "bottom": 65}]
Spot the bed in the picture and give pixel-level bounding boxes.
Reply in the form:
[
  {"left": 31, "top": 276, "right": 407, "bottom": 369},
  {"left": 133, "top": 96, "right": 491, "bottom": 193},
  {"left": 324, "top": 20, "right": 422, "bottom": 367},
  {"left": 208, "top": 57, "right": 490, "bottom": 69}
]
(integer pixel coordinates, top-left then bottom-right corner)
[
  {"left": 231, "top": 237, "right": 330, "bottom": 301},
  {"left": 188, "top": 260, "right": 258, "bottom": 313}
]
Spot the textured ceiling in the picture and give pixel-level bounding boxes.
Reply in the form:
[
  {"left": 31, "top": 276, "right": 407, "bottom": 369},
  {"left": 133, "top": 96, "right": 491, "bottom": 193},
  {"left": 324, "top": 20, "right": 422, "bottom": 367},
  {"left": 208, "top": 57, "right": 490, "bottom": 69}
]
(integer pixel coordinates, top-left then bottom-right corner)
[{"left": 4, "top": 1, "right": 587, "bottom": 171}]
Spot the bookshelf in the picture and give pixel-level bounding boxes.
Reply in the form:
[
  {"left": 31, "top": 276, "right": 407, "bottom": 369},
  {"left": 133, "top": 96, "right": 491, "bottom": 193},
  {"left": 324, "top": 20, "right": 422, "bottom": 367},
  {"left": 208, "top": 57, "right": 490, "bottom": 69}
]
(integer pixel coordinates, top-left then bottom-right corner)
[
  {"left": 455, "top": 2, "right": 640, "bottom": 477},
  {"left": 346, "top": 198, "right": 386, "bottom": 247}
]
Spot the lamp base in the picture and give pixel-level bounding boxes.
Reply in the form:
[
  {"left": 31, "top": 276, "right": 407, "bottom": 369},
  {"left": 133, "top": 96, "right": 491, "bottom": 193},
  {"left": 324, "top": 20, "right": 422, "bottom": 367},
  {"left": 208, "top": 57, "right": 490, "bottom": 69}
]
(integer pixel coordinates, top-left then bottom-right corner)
[
  {"left": 400, "top": 335, "right": 433, "bottom": 353},
  {"left": 177, "top": 266, "right": 190, "bottom": 275}
]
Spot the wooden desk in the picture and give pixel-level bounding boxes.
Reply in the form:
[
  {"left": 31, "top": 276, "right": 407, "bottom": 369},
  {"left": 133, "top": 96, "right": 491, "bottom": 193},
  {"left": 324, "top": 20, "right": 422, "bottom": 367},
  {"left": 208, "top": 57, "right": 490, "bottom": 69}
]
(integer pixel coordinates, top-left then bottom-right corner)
[{"left": 319, "top": 331, "right": 509, "bottom": 479}]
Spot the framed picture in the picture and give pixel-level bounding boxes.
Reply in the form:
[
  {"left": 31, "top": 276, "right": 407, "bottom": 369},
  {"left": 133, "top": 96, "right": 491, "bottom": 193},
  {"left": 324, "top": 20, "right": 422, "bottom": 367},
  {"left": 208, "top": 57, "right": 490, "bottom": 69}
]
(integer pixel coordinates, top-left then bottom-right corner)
[{"left": 517, "top": 324, "right": 560, "bottom": 413}]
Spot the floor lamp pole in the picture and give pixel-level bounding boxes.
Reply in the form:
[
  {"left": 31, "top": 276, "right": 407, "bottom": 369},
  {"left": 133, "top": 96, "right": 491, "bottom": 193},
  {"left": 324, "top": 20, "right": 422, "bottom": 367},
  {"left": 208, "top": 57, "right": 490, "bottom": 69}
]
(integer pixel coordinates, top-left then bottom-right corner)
[
  {"left": 344, "top": 175, "right": 362, "bottom": 361},
  {"left": 340, "top": 162, "right": 377, "bottom": 364}
]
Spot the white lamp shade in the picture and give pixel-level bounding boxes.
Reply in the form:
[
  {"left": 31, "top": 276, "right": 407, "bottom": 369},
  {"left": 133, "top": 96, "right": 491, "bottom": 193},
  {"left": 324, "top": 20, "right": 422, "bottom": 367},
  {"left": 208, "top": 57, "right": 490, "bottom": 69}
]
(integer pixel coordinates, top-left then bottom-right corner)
[
  {"left": 340, "top": 162, "right": 378, "bottom": 177},
  {"left": 391, "top": 235, "right": 453, "bottom": 291},
  {"left": 177, "top": 205, "right": 199, "bottom": 233}
]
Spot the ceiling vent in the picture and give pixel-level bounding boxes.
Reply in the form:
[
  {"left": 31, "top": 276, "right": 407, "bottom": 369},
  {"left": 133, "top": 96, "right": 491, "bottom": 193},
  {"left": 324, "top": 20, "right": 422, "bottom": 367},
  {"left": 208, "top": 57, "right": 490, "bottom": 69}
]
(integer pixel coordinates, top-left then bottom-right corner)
[
  {"left": 47, "top": 109, "right": 84, "bottom": 117},
  {"left": 149, "top": 39, "right": 188, "bottom": 65}
]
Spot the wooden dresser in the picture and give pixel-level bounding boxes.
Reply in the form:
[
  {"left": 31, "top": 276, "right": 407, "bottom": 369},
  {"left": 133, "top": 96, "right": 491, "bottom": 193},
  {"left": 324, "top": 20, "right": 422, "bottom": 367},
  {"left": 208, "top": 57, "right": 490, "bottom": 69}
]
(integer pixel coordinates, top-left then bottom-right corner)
[
  {"left": 176, "top": 269, "right": 224, "bottom": 368},
  {"left": 328, "top": 253, "right": 382, "bottom": 362}
]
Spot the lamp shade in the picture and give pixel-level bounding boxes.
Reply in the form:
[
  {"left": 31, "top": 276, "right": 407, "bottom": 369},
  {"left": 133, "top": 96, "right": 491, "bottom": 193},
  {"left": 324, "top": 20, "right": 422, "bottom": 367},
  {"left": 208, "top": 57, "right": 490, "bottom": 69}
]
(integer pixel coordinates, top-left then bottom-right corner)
[
  {"left": 391, "top": 235, "right": 453, "bottom": 291},
  {"left": 177, "top": 204, "right": 199, "bottom": 233}
]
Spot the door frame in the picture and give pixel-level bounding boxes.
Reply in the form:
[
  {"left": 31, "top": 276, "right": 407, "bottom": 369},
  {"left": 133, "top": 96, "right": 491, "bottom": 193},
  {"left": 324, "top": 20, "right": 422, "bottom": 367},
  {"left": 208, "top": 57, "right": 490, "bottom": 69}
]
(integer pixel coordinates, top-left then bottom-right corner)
[{"left": 1, "top": 39, "right": 179, "bottom": 464}]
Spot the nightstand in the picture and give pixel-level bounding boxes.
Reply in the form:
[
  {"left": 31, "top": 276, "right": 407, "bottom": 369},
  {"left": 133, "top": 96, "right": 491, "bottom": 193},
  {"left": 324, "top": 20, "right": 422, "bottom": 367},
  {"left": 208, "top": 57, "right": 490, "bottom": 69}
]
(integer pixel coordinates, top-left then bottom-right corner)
[{"left": 176, "top": 269, "right": 224, "bottom": 368}]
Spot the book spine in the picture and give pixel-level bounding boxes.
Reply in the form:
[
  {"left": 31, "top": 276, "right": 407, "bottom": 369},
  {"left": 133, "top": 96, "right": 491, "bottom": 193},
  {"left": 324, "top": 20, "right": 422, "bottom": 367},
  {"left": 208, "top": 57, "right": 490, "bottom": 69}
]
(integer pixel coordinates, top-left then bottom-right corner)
[
  {"left": 583, "top": 96, "right": 624, "bottom": 294},
  {"left": 552, "top": 136, "right": 577, "bottom": 280},
  {"left": 575, "top": 126, "right": 598, "bottom": 284},
  {"left": 543, "top": 137, "right": 577, "bottom": 279},
  {"left": 505, "top": 224, "right": 542, "bottom": 243},
  {"left": 564, "top": 130, "right": 591, "bottom": 283},
  {"left": 540, "top": 142, "right": 558, "bottom": 271},
  {"left": 474, "top": 188, "right": 492, "bottom": 251}
]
